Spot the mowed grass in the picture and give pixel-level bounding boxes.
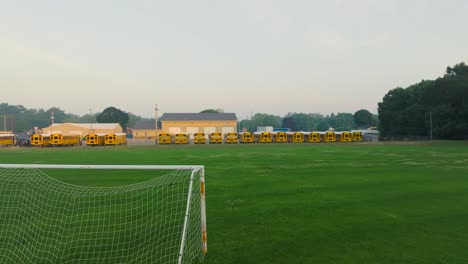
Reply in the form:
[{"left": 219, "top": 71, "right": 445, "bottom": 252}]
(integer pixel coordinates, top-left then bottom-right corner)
[{"left": 1, "top": 141, "right": 468, "bottom": 263}]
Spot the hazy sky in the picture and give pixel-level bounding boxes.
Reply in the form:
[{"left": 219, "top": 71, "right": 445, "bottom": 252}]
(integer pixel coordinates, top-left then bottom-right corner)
[{"left": 1, "top": 0, "right": 467, "bottom": 119}]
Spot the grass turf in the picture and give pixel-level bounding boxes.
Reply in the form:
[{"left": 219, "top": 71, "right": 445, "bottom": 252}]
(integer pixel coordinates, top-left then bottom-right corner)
[{"left": 1, "top": 141, "right": 468, "bottom": 263}]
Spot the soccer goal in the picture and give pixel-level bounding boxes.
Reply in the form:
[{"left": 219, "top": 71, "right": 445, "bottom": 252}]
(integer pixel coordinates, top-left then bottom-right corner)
[{"left": 0, "top": 164, "right": 207, "bottom": 264}]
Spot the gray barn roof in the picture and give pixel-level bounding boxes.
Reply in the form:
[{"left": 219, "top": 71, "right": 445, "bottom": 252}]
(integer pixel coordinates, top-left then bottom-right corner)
[
  {"left": 133, "top": 120, "right": 156, "bottom": 130},
  {"left": 161, "top": 113, "right": 237, "bottom": 121}
]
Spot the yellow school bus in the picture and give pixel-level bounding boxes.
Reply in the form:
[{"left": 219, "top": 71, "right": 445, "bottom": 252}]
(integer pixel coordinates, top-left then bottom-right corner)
[
  {"left": 0, "top": 133, "right": 15, "bottom": 146},
  {"left": 175, "top": 133, "right": 189, "bottom": 144},
  {"left": 209, "top": 132, "right": 223, "bottom": 144},
  {"left": 308, "top": 132, "right": 321, "bottom": 143},
  {"left": 86, "top": 133, "right": 106, "bottom": 146},
  {"left": 240, "top": 132, "right": 254, "bottom": 143},
  {"left": 257, "top": 132, "right": 272, "bottom": 143},
  {"left": 225, "top": 132, "right": 239, "bottom": 144},
  {"left": 105, "top": 133, "right": 127, "bottom": 146},
  {"left": 291, "top": 132, "right": 304, "bottom": 143},
  {"left": 353, "top": 131, "right": 363, "bottom": 142},
  {"left": 193, "top": 133, "right": 206, "bottom": 144},
  {"left": 30, "top": 134, "right": 51, "bottom": 147},
  {"left": 338, "top": 131, "right": 353, "bottom": 142},
  {"left": 324, "top": 131, "right": 336, "bottom": 142},
  {"left": 158, "top": 133, "right": 172, "bottom": 144},
  {"left": 273, "top": 132, "right": 288, "bottom": 143},
  {"left": 63, "top": 135, "right": 81, "bottom": 146}
]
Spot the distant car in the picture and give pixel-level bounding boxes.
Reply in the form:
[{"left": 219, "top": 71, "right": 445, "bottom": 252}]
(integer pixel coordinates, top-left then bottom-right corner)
[{"left": 16, "top": 137, "right": 31, "bottom": 147}]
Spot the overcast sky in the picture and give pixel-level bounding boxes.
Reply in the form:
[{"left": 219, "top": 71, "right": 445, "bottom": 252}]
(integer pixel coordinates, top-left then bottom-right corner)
[{"left": 1, "top": 0, "right": 467, "bottom": 119}]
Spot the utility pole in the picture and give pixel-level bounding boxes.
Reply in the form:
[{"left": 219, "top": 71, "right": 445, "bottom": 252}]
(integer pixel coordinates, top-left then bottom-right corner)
[
  {"left": 3, "top": 115, "right": 6, "bottom": 131},
  {"left": 155, "top": 104, "right": 159, "bottom": 145},
  {"left": 50, "top": 112, "right": 55, "bottom": 135},
  {"left": 89, "top": 109, "right": 93, "bottom": 134}
]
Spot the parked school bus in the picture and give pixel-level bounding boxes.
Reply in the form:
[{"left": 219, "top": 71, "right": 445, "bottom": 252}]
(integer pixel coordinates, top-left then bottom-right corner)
[
  {"left": 273, "top": 132, "right": 288, "bottom": 143},
  {"left": 86, "top": 133, "right": 106, "bottom": 146},
  {"left": 158, "top": 133, "right": 172, "bottom": 144},
  {"left": 49, "top": 134, "right": 81, "bottom": 146},
  {"left": 193, "top": 133, "right": 206, "bottom": 144},
  {"left": 225, "top": 132, "right": 239, "bottom": 144},
  {"left": 175, "top": 133, "right": 189, "bottom": 144},
  {"left": 0, "top": 133, "right": 15, "bottom": 146},
  {"left": 50, "top": 133, "right": 62, "bottom": 146},
  {"left": 352, "top": 131, "right": 363, "bottom": 142},
  {"left": 323, "top": 131, "right": 337, "bottom": 142},
  {"left": 256, "top": 132, "right": 272, "bottom": 143},
  {"left": 308, "top": 132, "right": 321, "bottom": 143},
  {"left": 337, "top": 131, "right": 353, "bottom": 142},
  {"left": 209, "top": 132, "right": 223, "bottom": 144},
  {"left": 291, "top": 132, "right": 304, "bottom": 143},
  {"left": 105, "top": 133, "right": 127, "bottom": 145},
  {"left": 30, "top": 134, "right": 51, "bottom": 147},
  {"left": 240, "top": 132, "right": 254, "bottom": 143},
  {"left": 65, "top": 135, "right": 81, "bottom": 146}
]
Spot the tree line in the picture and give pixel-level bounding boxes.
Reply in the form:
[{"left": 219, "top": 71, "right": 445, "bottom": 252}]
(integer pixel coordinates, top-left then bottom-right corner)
[
  {"left": 378, "top": 62, "right": 468, "bottom": 140},
  {"left": 238, "top": 111, "right": 377, "bottom": 132},
  {"left": 1, "top": 103, "right": 377, "bottom": 134},
  {"left": 0, "top": 104, "right": 145, "bottom": 133}
]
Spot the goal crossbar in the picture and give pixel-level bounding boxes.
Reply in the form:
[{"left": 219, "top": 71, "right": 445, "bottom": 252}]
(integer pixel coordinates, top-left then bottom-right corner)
[{"left": 0, "top": 164, "right": 204, "bottom": 170}]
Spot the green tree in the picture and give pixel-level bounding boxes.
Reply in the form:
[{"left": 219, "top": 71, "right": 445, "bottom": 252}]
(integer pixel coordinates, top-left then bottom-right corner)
[
  {"left": 282, "top": 113, "right": 325, "bottom": 131},
  {"left": 327, "top": 113, "right": 337, "bottom": 130},
  {"left": 333, "top": 113, "right": 355, "bottom": 131},
  {"left": 353, "top": 109, "right": 375, "bottom": 129},
  {"left": 96, "top": 107, "right": 130, "bottom": 131},
  {"left": 378, "top": 62, "right": 468, "bottom": 139},
  {"left": 77, "top": 113, "right": 96, "bottom": 123},
  {"left": 239, "top": 113, "right": 282, "bottom": 132},
  {"left": 251, "top": 113, "right": 282, "bottom": 128},
  {"left": 238, "top": 119, "right": 256, "bottom": 132},
  {"left": 316, "top": 121, "right": 329, "bottom": 131},
  {"left": 46, "top": 107, "right": 68, "bottom": 124},
  {"left": 282, "top": 117, "right": 297, "bottom": 130},
  {"left": 200, "top": 109, "right": 221, "bottom": 113},
  {"left": 127, "top": 113, "right": 143, "bottom": 128}
]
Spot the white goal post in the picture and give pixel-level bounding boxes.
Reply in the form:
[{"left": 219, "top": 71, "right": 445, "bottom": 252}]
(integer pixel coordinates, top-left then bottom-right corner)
[{"left": 0, "top": 164, "right": 207, "bottom": 264}]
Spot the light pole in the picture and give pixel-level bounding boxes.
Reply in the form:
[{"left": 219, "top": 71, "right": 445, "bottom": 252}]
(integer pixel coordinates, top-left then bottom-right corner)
[
  {"left": 155, "top": 104, "right": 159, "bottom": 145},
  {"left": 50, "top": 112, "right": 55, "bottom": 135},
  {"left": 89, "top": 109, "right": 93, "bottom": 134}
]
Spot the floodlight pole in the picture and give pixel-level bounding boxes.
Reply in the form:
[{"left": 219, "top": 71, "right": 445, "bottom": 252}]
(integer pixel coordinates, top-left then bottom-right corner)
[
  {"left": 89, "top": 108, "right": 93, "bottom": 134},
  {"left": 50, "top": 112, "right": 55, "bottom": 134},
  {"left": 155, "top": 104, "right": 159, "bottom": 145}
]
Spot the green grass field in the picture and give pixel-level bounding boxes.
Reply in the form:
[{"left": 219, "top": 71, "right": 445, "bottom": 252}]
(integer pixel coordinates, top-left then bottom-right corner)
[{"left": 1, "top": 142, "right": 468, "bottom": 263}]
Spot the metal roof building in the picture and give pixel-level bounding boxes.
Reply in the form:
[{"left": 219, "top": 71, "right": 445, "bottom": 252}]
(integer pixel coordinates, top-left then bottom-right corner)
[
  {"left": 160, "top": 113, "right": 237, "bottom": 122},
  {"left": 160, "top": 113, "right": 237, "bottom": 135},
  {"left": 41, "top": 123, "right": 123, "bottom": 136}
]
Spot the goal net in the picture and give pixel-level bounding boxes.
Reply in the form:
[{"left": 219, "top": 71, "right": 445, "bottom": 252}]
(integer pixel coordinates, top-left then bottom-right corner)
[{"left": 0, "top": 164, "right": 207, "bottom": 264}]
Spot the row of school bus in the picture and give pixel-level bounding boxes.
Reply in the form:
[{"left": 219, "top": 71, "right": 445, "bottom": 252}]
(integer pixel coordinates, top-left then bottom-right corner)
[
  {"left": 1, "top": 131, "right": 364, "bottom": 147},
  {"left": 29, "top": 133, "right": 127, "bottom": 147},
  {"left": 157, "top": 131, "right": 363, "bottom": 144}
]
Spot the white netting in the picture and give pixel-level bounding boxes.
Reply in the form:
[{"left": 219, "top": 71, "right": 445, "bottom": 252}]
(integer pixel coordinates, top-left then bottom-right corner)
[{"left": 0, "top": 166, "right": 205, "bottom": 264}]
